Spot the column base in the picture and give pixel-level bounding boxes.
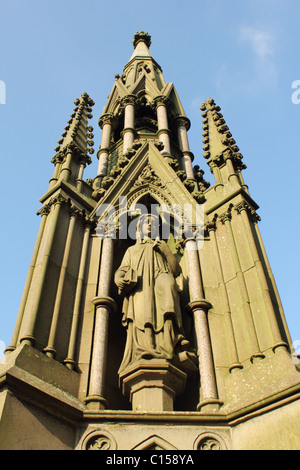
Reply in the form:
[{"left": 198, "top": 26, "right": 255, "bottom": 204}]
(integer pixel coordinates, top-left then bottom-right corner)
[
  {"left": 119, "top": 359, "right": 187, "bottom": 412},
  {"left": 84, "top": 395, "right": 107, "bottom": 411},
  {"left": 197, "top": 398, "right": 223, "bottom": 413}
]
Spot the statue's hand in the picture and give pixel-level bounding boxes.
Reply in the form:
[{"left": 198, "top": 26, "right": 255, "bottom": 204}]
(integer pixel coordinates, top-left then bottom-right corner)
[
  {"left": 117, "top": 268, "right": 138, "bottom": 296},
  {"left": 118, "top": 279, "right": 137, "bottom": 296},
  {"left": 154, "top": 240, "right": 182, "bottom": 277},
  {"left": 153, "top": 239, "right": 170, "bottom": 256}
]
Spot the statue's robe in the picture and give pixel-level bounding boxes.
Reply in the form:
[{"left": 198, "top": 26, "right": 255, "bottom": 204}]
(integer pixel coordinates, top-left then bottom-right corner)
[{"left": 115, "top": 239, "right": 184, "bottom": 372}]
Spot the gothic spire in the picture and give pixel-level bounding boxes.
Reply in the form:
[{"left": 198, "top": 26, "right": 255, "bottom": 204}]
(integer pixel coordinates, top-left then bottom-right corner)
[
  {"left": 200, "top": 98, "right": 246, "bottom": 172},
  {"left": 101, "top": 32, "right": 187, "bottom": 119},
  {"left": 93, "top": 32, "right": 210, "bottom": 203},
  {"left": 53, "top": 92, "right": 95, "bottom": 163}
]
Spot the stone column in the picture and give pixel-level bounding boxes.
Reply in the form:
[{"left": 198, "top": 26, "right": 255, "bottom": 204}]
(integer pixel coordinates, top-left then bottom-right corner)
[
  {"left": 76, "top": 162, "right": 86, "bottom": 191},
  {"left": 5, "top": 205, "right": 50, "bottom": 353},
  {"left": 44, "top": 206, "right": 79, "bottom": 358},
  {"left": 154, "top": 96, "right": 171, "bottom": 155},
  {"left": 224, "top": 150, "right": 240, "bottom": 186},
  {"left": 175, "top": 116, "right": 194, "bottom": 179},
  {"left": 235, "top": 201, "right": 288, "bottom": 352},
  {"left": 64, "top": 221, "right": 92, "bottom": 370},
  {"left": 20, "top": 195, "right": 65, "bottom": 347},
  {"left": 59, "top": 148, "right": 73, "bottom": 182},
  {"left": 237, "top": 168, "right": 249, "bottom": 194},
  {"left": 48, "top": 155, "right": 62, "bottom": 190},
  {"left": 85, "top": 237, "right": 116, "bottom": 410},
  {"left": 122, "top": 95, "right": 136, "bottom": 154},
  {"left": 185, "top": 238, "right": 222, "bottom": 412},
  {"left": 208, "top": 161, "right": 223, "bottom": 195},
  {"left": 96, "top": 113, "right": 114, "bottom": 179}
]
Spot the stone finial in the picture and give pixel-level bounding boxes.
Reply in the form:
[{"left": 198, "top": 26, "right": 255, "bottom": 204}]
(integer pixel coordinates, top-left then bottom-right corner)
[{"left": 133, "top": 31, "right": 151, "bottom": 49}]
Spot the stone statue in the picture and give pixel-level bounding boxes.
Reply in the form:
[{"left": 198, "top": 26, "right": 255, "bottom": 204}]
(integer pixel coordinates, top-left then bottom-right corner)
[{"left": 115, "top": 214, "right": 197, "bottom": 375}]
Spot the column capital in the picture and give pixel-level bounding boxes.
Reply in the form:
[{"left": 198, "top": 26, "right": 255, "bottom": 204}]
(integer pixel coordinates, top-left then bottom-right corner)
[
  {"left": 205, "top": 219, "right": 217, "bottom": 232},
  {"left": 83, "top": 216, "right": 97, "bottom": 230},
  {"left": 98, "top": 113, "right": 116, "bottom": 129},
  {"left": 120, "top": 94, "right": 137, "bottom": 107},
  {"left": 152, "top": 95, "right": 171, "bottom": 109},
  {"left": 174, "top": 115, "right": 191, "bottom": 131},
  {"left": 68, "top": 204, "right": 83, "bottom": 218},
  {"left": 37, "top": 205, "right": 51, "bottom": 217},
  {"left": 234, "top": 200, "right": 261, "bottom": 222},
  {"left": 219, "top": 207, "right": 232, "bottom": 224},
  {"left": 234, "top": 200, "right": 251, "bottom": 214},
  {"left": 49, "top": 194, "right": 69, "bottom": 208},
  {"left": 51, "top": 153, "right": 64, "bottom": 165}
]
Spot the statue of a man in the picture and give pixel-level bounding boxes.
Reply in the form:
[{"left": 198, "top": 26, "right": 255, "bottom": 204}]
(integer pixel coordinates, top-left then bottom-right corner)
[{"left": 115, "top": 214, "right": 196, "bottom": 374}]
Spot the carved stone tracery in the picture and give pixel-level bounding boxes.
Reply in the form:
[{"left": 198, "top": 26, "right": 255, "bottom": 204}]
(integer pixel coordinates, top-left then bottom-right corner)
[
  {"left": 194, "top": 433, "right": 227, "bottom": 451},
  {"left": 86, "top": 435, "right": 112, "bottom": 450},
  {"left": 198, "top": 438, "right": 222, "bottom": 450},
  {"left": 81, "top": 430, "right": 117, "bottom": 451}
]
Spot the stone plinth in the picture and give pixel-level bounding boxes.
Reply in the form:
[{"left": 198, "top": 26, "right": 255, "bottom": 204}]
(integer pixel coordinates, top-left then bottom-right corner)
[{"left": 119, "top": 359, "right": 187, "bottom": 412}]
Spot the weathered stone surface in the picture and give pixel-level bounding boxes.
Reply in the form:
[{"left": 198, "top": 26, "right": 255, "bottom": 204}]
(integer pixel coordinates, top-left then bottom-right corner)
[{"left": 1, "top": 32, "right": 299, "bottom": 450}]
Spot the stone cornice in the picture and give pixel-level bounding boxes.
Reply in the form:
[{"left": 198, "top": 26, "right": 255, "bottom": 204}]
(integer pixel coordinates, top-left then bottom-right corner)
[
  {"left": 204, "top": 186, "right": 259, "bottom": 217},
  {"left": 1, "top": 360, "right": 299, "bottom": 427},
  {"left": 39, "top": 180, "right": 96, "bottom": 212},
  {"left": 205, "top": 198, "right": 261, "bottom": 231}
]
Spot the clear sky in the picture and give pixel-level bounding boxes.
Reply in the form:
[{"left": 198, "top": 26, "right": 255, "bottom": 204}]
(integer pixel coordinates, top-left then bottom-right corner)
[{"left": 0, "top": 0, "right": 299, "bottom": 359}]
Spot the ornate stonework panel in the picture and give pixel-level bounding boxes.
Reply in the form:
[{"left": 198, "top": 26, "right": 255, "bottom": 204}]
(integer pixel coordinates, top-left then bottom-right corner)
[
  {"left": 81, "top": 429, "right": 117, "bottom": 451},
  {"left": 194, "top": 432, "right": 227, "bottom": 450}
]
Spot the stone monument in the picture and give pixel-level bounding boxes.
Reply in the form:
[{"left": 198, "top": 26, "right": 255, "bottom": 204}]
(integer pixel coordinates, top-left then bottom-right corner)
[{"left": 0, "top": 31, "right": 299, "bottom": 450}]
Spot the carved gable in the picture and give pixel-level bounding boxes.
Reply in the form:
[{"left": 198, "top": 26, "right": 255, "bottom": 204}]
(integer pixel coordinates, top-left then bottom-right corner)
[{"left": 133, "top": 435, "right": 177, "bottom": 450}]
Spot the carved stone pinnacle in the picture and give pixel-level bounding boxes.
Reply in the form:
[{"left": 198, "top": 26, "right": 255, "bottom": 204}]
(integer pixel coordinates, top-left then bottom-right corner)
[{"left": 133, "top": 31, "right": 151, "bottom": 49}]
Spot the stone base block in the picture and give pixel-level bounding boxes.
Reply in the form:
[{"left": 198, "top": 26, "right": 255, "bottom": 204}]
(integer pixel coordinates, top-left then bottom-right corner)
[{"left": 119, "top": 359, "right": 187, "bottom": 412}]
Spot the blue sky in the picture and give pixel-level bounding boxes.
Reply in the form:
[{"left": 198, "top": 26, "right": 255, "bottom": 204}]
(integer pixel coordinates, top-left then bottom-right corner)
[{"left": 0, "top": 0, "right": 299, "bottom": 358}]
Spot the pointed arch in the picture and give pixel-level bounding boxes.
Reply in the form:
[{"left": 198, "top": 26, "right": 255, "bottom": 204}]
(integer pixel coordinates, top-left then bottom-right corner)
[{"left": 132, "top": 435, "right": 178, "bottom": 450}]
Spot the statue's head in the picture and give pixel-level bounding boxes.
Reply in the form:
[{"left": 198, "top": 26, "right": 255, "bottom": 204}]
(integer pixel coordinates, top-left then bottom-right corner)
[{"left": 136, "top": 213, "right": 160, "bottom": 241}]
